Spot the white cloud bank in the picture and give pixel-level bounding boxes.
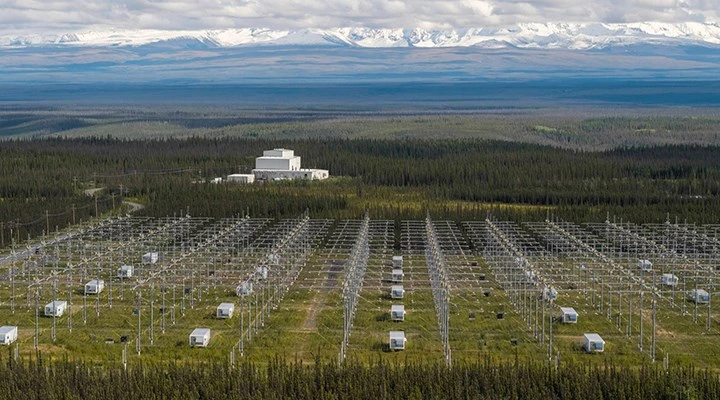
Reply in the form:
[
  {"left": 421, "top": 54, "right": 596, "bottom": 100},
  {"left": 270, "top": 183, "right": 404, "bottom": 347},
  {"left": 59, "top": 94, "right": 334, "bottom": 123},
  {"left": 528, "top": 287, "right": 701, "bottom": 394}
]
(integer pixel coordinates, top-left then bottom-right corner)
[{"left": 1, "top": 0, "right": 718, "bottom": 34}]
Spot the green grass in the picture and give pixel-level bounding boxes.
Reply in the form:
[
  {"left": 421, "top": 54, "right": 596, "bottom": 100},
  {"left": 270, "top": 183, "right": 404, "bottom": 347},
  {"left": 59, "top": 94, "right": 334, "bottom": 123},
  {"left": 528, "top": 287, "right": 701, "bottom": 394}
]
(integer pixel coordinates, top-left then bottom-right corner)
[{"left": 1, "top": 254, "right": 720, "bottom": 369}]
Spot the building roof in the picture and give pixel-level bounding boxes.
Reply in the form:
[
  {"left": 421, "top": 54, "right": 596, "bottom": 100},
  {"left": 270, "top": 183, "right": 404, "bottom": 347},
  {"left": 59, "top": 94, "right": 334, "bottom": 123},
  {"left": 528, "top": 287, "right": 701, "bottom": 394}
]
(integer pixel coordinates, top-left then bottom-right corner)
[
  {"left": 584, "top": 333, "right": 604, "bottom": 342},
  {"left": 191, "top": 328, "right": 211, "bottom": 336},
  {"left": 391, "top": 285, "right": 404, "bottom": 291},
  {"left": 391, "top": 305, "right": 405, "bottom": 312},
  {"left": 389, "top": 331, "right": 406, "bottom": 339},
  {"left": 560, "top": 307, "right": 577, "bottom": 314},
  {"left": 0, "top": 326, "right": 17, "bottom": 335},
  {"left": 86, "top": 279, "right": 104, "bottom": 285},
  {"left": 392, "top": 268, "right": 404, "bottom": 274},
  {"left": 46, "top": 300, "right": 67, "bottom": 306},
  {"left": 217, "top": 303, "right": 234, "bottom": 309}
]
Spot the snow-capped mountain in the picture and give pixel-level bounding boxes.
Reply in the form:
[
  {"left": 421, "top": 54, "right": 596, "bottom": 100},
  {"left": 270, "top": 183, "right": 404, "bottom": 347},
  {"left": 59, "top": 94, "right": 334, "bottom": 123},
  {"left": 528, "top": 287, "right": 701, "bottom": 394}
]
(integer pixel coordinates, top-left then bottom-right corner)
[{"left": 3, "top": 22, "right": 720, "bottom": 49}]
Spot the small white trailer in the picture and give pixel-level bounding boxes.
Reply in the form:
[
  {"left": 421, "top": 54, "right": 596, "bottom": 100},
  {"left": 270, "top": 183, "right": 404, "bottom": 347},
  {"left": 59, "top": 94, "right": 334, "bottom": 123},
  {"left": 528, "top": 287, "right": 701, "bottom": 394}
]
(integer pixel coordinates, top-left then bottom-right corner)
[
  {"left": 392, "top": 255, "right": 403, "bottom": 269},
  {"left": 117, "top": 265, "right": 134, "bottom": 278},
  {"left": 236, "top": 280, "right": 253, "bottom": 297},
  {"left": 142, "top": 252, "right": 159, "bottom": 264},
  {"left": 45, "top": 300, "right": 67, "bottom": 317},
  {"left": 661, "top": 273, "right": 679, "bottom": 286},
  {"left": 583, "top": 333, "right": 605, "bottom": 353},
  {"left": 256, "top": 266, "right": 268, "bottom": 281},
  {"left": 560, "top": 307, "right": 578, "bottom": 323},
  {"left": 391, "top": 269, "right": 404, "bottom": 283},
  {"left": 0, "top": 326, "right": 18, "bottom": 345},
  {"left": 391, "top": 285, "right": 405, "bottom": 299},
  {"left": 216, "top": 303, "right": 235, "bottom": 319},
  {"left": 638, "top": 259, "right": 653, "bottom": 272},
  {"left": 689, "top": 289, "right": 710, "bottom": 304},
  {"left": 390, "top": 305, "right": 406, "bottom": 321},
  {"left": 389, "top": 331, "right": 406, "bottom": 351},
  {"left": 84, "top": 279, "right": 105, "bottom": 295},
  {"left": 189, "top": 328, "right": 211, "bottom": 347}
]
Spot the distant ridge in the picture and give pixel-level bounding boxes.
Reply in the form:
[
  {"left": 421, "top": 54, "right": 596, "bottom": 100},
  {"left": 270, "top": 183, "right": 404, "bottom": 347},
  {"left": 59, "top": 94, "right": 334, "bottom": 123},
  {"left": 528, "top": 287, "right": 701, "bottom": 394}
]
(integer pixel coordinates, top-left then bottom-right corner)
[{"left": 3, "top": 22, "right": 720, "bottom": 49}]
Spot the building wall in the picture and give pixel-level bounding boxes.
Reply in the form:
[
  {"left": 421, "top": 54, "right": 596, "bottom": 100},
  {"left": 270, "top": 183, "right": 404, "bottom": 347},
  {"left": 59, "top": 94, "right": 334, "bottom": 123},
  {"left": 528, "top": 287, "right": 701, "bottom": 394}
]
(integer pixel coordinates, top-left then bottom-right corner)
[
  {"left": 227, "top": 174, "right": 255, "bottom": 183},
  {"left": 252, "top": 169, "right": 329, "bottom": 181},
  {"left": 255, "top": 156, "right": 301, "bottom": 171}
]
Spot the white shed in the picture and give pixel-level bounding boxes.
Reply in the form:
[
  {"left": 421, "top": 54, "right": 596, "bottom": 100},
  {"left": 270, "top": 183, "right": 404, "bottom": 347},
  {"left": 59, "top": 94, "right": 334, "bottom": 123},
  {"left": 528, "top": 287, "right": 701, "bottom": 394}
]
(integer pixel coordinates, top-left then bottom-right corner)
[
  {"left": 0, "top": 326, "right": 18, "bottom": 345},
  {"left": 689, "top": 289, "right": 710, "bottom": 304},
  {"left": 583, "top": 333, "right": 605, "bottom": 353},
  {"left": 210, "top": 177, "right": 223, "bottom": 184},
  {"left": 216, "top": 303, "right": 235, "bottom": 319},
  {"left": 390, "top": 305, "right": 406, "bottom": 321},
  {"left": 189, "top": 328, "right": 211, "bottom": 347},
  {"left": 543, "top": 286, "right": 558, "bottom": 302},
  {"left": 84, "top": 279, "right": 105, "bottom": 294},
  {"left": 256, "top": 266, "right": 269, "bottom": 281},
  {"left": 391, "top": 285, "right": 405, "bottom": 299},
  {"left": 142, "top": 252, "right": 159, "bottom": 264},
  {"left": 638, "top": 259, "right": 653, "bottom": 272},
  {"left": 392, "top": 255, "right": 403, "bottom": 269},
  {"left": 389, "top": 331, "right": 406, "bottom": 351},
  {"left": 391, "top": 269, "right": 404, "bottom": 283},
  {"left": 661, "top": 273, "right": 679, "bottom": 286},
  {"left": 236, "top": 280, "right": 253, "bottom": 297},
  {"left": 117, "top": 265, "right": 134, "bottom": 278},
  {"left": 560, "top": 307, "right": 578, "bottom": 323},
  {"left": 227, "top": 174, "right": 255, "bottom": 184},
  {"left": 45, "top": 300, "right": 67, "bottom": 317}
]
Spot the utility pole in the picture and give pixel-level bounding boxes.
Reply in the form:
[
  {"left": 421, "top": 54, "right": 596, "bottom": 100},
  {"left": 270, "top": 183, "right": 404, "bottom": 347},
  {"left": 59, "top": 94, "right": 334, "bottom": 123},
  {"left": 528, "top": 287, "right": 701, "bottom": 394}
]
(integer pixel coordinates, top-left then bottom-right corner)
[{"left": 72, "top": 204, "right": 76, "bottom": 225}]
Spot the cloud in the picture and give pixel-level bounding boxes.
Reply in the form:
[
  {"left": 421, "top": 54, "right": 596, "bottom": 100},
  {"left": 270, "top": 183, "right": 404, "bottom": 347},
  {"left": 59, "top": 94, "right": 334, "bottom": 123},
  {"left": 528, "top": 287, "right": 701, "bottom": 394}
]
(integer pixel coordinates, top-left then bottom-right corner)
[{"left": 1, "top": 0, "right": 719, "bottom": 33}]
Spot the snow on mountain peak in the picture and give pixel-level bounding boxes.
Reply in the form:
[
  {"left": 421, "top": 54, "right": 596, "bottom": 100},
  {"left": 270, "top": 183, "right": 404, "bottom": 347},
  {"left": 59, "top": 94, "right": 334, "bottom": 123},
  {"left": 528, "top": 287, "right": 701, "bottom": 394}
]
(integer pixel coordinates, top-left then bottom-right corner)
[{"left": 2, "top": 22, "right": 720, "bottom": 49}]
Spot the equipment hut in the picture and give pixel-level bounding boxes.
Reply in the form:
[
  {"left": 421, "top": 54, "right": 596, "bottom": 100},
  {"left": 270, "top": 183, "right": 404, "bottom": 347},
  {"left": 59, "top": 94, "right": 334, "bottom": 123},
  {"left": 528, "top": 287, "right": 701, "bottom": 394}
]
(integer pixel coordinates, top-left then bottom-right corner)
[
  {"left": 0, "top": 326, "right": 18, "bottom": 345},
  {"left": 583, "top": 333, "right": 605, "bottom": 353},
  {"left": 189, "top": 328, "right": 211, "bottom": 347},
  {"left": 389, "top": 331, "right": 406, "bottom": 351},
  {"left": 560, "top": 307, "right": 578, "bottom": 323},
  {"left": 216, "top": 303, "right": 235, "bottom": 319}
]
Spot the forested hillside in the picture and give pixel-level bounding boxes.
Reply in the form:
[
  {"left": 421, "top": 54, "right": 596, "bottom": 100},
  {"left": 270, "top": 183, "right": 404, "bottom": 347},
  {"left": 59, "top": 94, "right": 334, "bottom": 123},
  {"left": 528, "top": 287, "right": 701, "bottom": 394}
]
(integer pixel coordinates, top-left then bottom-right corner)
[{"left": 1, "top": 137, "right": 719, "bottom": 247}]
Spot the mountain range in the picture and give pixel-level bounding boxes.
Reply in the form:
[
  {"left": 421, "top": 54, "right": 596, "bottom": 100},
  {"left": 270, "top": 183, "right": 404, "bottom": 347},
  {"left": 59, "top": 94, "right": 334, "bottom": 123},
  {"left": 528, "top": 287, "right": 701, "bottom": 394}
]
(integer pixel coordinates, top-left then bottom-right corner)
[
  {"left": 3, "top": 22, "right": 720, "bottom": 50},
  {"left": 2, "top": 22, "right": 720, "bottom": 92}
]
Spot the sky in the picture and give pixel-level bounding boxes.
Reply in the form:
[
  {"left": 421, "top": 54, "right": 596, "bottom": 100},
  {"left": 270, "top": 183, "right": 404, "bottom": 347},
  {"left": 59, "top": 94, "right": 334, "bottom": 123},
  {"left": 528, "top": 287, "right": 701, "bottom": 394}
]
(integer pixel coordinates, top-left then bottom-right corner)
[{"left": 1, "top": 0, "right": 718, "bottom": 34}]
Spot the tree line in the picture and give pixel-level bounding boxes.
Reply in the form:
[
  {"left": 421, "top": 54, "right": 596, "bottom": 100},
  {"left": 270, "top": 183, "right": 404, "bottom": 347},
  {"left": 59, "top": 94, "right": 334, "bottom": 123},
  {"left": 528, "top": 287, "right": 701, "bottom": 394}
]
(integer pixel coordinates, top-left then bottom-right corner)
[{"left": 2, "top": 137, "right": 720, "bottom": 247}]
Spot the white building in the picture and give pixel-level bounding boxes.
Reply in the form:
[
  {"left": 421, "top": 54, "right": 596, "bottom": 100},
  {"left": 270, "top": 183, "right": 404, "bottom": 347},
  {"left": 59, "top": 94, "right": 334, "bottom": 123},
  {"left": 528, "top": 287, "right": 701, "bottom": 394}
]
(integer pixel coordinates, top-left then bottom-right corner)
[
  {"left": 391, "top": 285, "right": 405, "bottom": 299},
  {"left": 142, "top": 252, "right": 159, "bottom": 264},
  {"left": 117, "top": 265, "right": 134, "bottom": 279},
  {"left": 390, "top": 305, "right": 406, "bottom": 321},
  {"left": 560, "top": 307, "right": 578, "bottom": 324},
  {"left": 236, "top": 280, "right": 253, "bottom": 297},
  {"left": 391, "top": 269, "right": 404, "bottom": 283},
  {"left": 216, "top": 303, "right": 235, "bottom": 319},
  {"left": 583, "top": 333, "right": 605, "bottom": 353},
  {"left": 256, "top": 148, "right": 301, "bottom": 171},
  {"left": 189, "top": 328, "right": 211, "bottom": 347},
  {"left": 389, "top": 331, "right": 406, "bottom": 351},
  {"left": 661, "top": 273, "right": 679, "bottom": 286},
  {"left": 392, "top": 255, "right": 403, "bottom": 269},
  {"left": 638, "top": 259, "right": 653, "bottom": 272},
  {"left": 45, "top": 300, "right": 67, "bottom": 317},
  {"left": 227, "top": 174, "right": 255, "bottom": 184},
  {"left": 252, "top": 148, "right": 329, "bottom": 181},
  {"left": 256, "top": 266, "right": 269, "bottom": 281},
  {"left": 85, "top": 279, "right": 105, "bottom": 295},
  {"left": 689, "top": 289, "right": 710, "bottom": 304},
  {"left": 0, "top": 326, "right": 18, "bottom": 345}
]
